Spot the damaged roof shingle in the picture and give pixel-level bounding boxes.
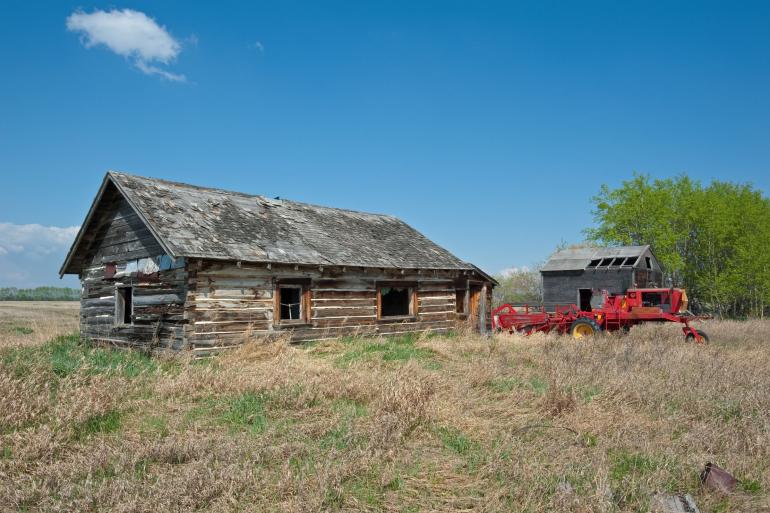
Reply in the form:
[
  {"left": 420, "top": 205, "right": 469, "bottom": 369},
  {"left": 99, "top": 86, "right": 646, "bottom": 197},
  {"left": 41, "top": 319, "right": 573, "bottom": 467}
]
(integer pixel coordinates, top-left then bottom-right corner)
[{"left": 103, "top": 171, "right": 473, "bottom": 270}]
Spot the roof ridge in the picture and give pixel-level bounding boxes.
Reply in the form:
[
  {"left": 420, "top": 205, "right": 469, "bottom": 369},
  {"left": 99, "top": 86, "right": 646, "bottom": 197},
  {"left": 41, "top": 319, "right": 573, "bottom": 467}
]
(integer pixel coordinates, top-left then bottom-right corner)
[{"left": 107, "top": 170, "right": 398, "bottom": 219}]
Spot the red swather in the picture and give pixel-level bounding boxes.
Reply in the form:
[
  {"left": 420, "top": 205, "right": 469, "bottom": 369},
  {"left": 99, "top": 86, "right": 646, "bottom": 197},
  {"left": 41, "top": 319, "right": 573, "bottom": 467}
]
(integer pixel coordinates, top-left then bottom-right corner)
[{"left": 492, "top": 288, "right": 709, "bottom": 342}]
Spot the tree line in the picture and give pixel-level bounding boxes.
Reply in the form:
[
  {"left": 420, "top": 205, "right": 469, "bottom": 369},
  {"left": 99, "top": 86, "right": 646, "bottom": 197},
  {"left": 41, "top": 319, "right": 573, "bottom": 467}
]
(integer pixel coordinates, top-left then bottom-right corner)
[
  {"left": 0, "top": 287, "right": 80, "bottom": 301},
  {"left": 494, "top": 174, "right": 770, "bottom": 318}
]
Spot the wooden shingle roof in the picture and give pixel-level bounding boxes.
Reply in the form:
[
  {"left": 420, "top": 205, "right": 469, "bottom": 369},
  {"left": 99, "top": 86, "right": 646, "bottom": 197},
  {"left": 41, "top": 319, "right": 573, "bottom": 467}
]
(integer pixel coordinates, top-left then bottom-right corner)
[
  {"left": 541, "top": 245, "right": 653, "bottom": 272},
  {"left": 61, "top": 171, "right": 480, "bottom": 274}
]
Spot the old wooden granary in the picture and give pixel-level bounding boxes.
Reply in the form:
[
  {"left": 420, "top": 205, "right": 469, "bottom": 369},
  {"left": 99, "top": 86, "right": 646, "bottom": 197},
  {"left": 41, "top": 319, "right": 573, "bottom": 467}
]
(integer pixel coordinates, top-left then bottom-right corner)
[
  {"left": 60, "top": 172, "right": 496, "bottom": 354},
  {"left": 541, "top": 245, "right": 663, "bottom": 311}
]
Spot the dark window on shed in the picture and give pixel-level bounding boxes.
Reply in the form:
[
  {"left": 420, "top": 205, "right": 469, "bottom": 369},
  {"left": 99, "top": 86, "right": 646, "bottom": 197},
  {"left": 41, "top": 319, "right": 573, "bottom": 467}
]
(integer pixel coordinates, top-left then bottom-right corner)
[
  {"left": 645, "top": 257, "right": 652, "bottom": 269},
  {"left": 622, "top": 256, "right": 637, "bottom": 266},
  {"left": 379, "top": 286, "right": 413, "bottom": 317},
  {"left": 115, "top": 286, "right": 133, "bottom": 325},
  {"left": 587, "top": 259, "right": 601, "bottom": 268},
  {"left": 278, "top": 285, "right": 302, "bottom": 321},
  {"left": 611, "top": 257, "right": 625, "bottom": 266},
  {"left": 599, "top": 258, "right": 612, "bottom": 267}
]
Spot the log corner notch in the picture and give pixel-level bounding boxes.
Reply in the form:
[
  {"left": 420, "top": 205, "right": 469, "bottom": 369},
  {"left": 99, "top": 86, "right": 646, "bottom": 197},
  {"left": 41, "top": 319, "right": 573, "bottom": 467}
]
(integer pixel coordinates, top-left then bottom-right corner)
[{"left": 61, "top": 171, "right": 497, "bottom": 354}]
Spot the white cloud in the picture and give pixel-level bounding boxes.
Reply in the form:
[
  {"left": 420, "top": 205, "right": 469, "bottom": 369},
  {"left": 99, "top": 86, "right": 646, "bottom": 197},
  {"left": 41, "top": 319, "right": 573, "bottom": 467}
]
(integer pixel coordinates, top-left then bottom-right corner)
[
  {"left": 254, "top": 40, "right": 264, "bottom": 53},
  {"left": 66, "top": 9, "right": 186, "bottom": 82},
  {"left": 0, "top": 223, "right": 80, "bottom": 287},
  {"left": 0, "top": 223, "right": 79, "bottom": 256}
]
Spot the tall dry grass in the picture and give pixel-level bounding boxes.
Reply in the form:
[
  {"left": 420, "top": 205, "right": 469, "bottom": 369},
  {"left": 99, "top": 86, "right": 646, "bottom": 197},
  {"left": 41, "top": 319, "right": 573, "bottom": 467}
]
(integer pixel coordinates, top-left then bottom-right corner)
[
  {"left": 0, "top": 306, "right": 768, "bottom": 512},
  {"left": 0, "top": 301, "right": 79, "bottom": 348}
]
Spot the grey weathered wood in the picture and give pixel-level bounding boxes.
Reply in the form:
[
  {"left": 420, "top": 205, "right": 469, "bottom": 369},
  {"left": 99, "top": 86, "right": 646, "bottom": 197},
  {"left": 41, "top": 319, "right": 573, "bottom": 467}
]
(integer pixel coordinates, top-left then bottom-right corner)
[
  {"left": 64, "top": 172, "right": 497, "bottom": 352},
  {"left": 541, "top": 246, "right": 664, "bottom": 308}
]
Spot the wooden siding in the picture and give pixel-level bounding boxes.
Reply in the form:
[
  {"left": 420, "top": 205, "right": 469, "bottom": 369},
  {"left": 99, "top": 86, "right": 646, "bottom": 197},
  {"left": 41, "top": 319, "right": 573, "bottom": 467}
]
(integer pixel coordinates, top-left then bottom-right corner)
[
  {"left": 541, "top": 246, "right": 664, "bottom": 310},
  {"left": 80, "top": 265, "right": 187, "bottom": 351},
  {"left": 78, "top": 192, "right": 187, "bottom": 351},
  {"left": 185, "top": 260, "right": 482, "bottom": 356},
  {"left": 77, "top": 184, "right": 164, "bottom": 268},
  {"left": 542, "top": 270, "right": 635, "bottom": 308}
]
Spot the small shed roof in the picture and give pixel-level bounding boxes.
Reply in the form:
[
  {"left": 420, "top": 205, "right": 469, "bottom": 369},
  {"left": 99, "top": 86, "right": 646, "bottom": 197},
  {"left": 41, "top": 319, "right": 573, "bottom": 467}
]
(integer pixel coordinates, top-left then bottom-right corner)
[
  {"left": 541, "top": 245, "right": 651, "bottom": 272},
  {"left": 61, "top": 172, "right": 491, "bottom": 276}
]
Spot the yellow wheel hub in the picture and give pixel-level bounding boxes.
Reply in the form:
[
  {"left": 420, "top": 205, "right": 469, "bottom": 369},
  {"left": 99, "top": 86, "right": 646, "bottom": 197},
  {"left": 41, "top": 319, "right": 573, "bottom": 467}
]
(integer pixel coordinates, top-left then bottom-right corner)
[{"left": 572, "top": 323, "right": 595, "bottom": 339}]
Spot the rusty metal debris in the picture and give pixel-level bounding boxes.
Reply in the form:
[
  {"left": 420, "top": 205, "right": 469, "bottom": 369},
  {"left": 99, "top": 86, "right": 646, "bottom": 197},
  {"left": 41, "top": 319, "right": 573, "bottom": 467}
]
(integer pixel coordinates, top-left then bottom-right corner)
[{"left": 700, "top": 462, "right": 737, "bottom": 493}]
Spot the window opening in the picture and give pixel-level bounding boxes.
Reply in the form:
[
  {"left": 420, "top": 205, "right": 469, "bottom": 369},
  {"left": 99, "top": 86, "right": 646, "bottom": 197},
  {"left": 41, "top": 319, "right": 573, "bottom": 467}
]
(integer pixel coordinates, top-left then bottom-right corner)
[
  {"left": 115, "top": 287, "right": 133, "bottom": 325},
  {"left": 380, "top": 286, "right": 411, "bottom": 317},
  {"left": 279, "top": 286, "right": 302, "bottom": 321}
]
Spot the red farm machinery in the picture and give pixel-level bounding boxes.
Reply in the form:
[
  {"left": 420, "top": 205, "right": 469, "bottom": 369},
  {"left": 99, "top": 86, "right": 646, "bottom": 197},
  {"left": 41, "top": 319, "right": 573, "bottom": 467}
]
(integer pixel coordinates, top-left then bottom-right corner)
[{"left": 492, "top": 288, "right": 709, "bottom": 343}]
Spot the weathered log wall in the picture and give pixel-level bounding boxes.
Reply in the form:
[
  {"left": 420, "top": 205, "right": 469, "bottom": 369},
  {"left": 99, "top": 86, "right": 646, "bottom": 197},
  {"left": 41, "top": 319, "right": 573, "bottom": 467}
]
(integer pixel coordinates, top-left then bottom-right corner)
[
  {"left": 78, "top": 192, "right": 187, "bottom": 351},
  {"left": 185, "top": 259, "right": 481, "bottom": 356},
  {"left": 80, "top": 264, "right": 187, "bottom": 350}
]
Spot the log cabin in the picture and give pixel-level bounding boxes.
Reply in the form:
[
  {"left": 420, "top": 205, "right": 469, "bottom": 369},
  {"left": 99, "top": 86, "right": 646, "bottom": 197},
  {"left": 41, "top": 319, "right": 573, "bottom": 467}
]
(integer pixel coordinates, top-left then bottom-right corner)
[{"left": 60, "top": 172, "right": 496, "bottom": 355}]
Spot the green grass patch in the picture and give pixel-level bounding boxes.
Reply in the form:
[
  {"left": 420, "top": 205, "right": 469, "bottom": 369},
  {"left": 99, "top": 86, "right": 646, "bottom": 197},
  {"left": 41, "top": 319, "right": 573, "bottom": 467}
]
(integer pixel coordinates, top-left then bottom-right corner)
[
  {"left": 436, "top": 425, "right": 486, "bottom": 471},
  {"left": 74, "top": 410, "right": 122, "bottom": 440},
  {"left": 92, "top": 463, "right": 117, "bottom": 482},
  {"left": 332, "top": 398, "right": 368, "bottom": 418},
  {"left": 10, "top": 326, "right": 34, "bottom": 335},
  {"left": 580, "top": 385, "right": 602, "bottom": 403},
  {"left": 344, "top": 472, "right": 385, "bottom": 509},
  {"left": 487, "top": 377, "right": 522, "bottom": 393},
  {"left": 486, "top": 376, "right": 549, "bottom": 395},
  {"left": 322, "top": 399, "right": 368, "bottom": 450},
  {"left": 321, "top": 422, "right": 352, "bottom": 450},
  {"left": 220, "top": 392, "right": 268, "bottom": 433},
  {"left": 50, "top": 336, "right": 163, "bottom": 377},
  {"left": 335, "top": 335, "right": 436, "bottom": 367},
  {"left": 715, "top": 401, "right": 743, "bottom": 422},
  {"left": 0, "top": 334, "right": 169, "bottom": 379},
  {"left": 140, "top": 415, "right": 169, "bottom": 437},
  {"left": 609, "top": 450, "right": 660, "bottom": 482},
  {"left": 437, "top": 426, "right": 474, "bottom": 455},
  {"left": 740, "top": 479, "right": 762, "bottom": 493},
  {"left": 134, "top": 458, "right": 151, "bottom": 478},
  {"left": 528, "top": 376, "right": 548, "bottom": 395}
]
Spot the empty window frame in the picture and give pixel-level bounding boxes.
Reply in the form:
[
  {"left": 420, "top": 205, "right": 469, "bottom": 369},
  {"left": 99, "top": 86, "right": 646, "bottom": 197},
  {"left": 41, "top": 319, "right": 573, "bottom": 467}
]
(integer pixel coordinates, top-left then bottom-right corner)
[
  {"left": 599, "top": 258, "right": 613, "bottom": 267},
  {"left": 645, "top": 257, "right": 652, "bottom": 269},
  {"left": 622, "top": 256, "right": 637, "bottom": 266},
  {"left": 611, "top": 257, "right": 625, "bottom": 266},
  {"left": 275, "top": 280, "right": 310, "bottom": 324},
  {"left": 378, "top": 284, "right": 416, "bottom": 318},
  {"left": 115, "top": 286, "right": 133, "bottom": 325},
  {"left": 587, "top": 259, "right": 602, "bottom": 268}
]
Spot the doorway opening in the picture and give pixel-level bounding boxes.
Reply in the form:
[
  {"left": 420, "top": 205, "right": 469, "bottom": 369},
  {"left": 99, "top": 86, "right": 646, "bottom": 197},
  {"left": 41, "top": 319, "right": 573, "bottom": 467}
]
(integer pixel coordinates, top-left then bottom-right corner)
[{"left": 578, "top": 289, "right": 593, "bottom": 312}]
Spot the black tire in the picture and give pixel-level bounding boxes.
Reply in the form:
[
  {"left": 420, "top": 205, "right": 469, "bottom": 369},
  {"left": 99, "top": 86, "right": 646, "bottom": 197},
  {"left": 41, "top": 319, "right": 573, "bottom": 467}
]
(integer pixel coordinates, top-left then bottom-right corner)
[
  {"left": 570, "top": 318, "right": 602, "bottom": 339},
  {"left": 685, "top": 329, "right": 710, "bottom": 344}
]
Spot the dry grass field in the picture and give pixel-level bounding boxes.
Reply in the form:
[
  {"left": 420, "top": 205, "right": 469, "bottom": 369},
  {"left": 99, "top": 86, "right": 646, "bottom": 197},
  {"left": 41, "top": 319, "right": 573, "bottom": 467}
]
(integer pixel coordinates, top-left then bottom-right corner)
[
  {"left": 0, "top": 302, "right": 768, "bottom": 512},
  {"left": 0, "top": 301, "right": 79, "bottom": 348}
]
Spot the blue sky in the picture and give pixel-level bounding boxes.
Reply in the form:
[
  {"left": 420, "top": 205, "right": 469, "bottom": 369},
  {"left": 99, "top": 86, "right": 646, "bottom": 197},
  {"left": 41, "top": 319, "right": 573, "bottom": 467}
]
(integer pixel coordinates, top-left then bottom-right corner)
[{"left": 1, "top": 1, "right": 770, "bottom": 287}]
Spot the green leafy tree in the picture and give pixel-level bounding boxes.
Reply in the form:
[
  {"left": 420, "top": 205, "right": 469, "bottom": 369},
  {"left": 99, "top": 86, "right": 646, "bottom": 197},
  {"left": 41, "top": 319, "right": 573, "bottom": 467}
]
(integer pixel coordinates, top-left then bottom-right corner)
[
  {"left": 493, "top": 267, "right": 543, "bottom": 305},
  {"left": 586, "top": 174, "right": 770, "bottom": 318}
]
